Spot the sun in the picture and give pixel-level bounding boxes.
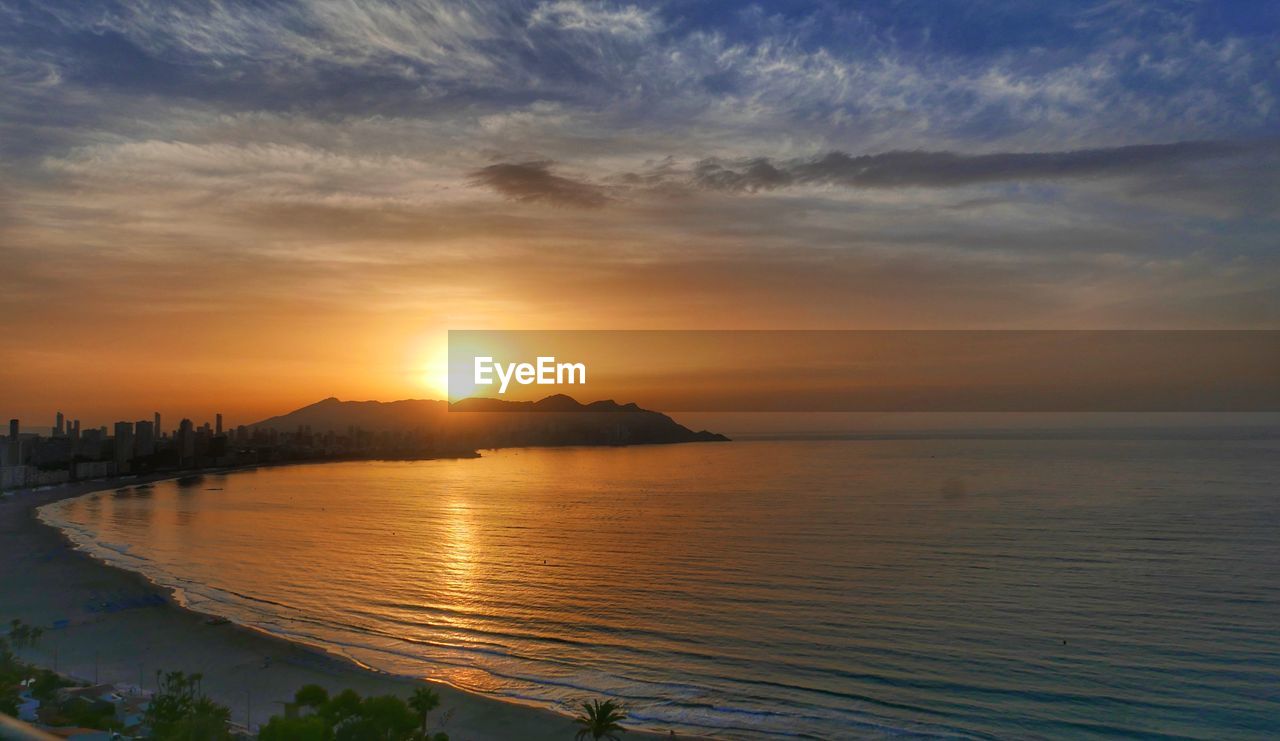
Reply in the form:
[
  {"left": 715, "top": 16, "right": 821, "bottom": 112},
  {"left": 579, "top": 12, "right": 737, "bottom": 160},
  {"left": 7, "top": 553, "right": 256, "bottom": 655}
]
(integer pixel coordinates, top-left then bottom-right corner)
[
  {"left": 417, "top": 343, "right": 480, "bottom": 402},
  {"left": 413, "top": 343, "right": 451, "bottom": 400}
]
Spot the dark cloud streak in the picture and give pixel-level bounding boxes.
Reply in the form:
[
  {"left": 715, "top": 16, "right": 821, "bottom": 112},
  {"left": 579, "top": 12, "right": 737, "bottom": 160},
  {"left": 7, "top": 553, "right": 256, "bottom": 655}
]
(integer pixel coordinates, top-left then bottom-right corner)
[
  {"left": 482, "top": 140, "right": 1277, "bottom": 209},
  {"left": 691, "top": 139, "right": 1273, "bottom": 193},
  {"left": 471, "top": 161, "right": 610, "bottom": 208}
]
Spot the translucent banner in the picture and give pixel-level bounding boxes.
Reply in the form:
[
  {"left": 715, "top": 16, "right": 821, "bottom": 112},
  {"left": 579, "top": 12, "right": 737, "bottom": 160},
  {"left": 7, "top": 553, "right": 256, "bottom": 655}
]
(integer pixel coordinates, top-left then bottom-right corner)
[{"left": 448, "top": 330, "right": 1280, "bottom": 412}]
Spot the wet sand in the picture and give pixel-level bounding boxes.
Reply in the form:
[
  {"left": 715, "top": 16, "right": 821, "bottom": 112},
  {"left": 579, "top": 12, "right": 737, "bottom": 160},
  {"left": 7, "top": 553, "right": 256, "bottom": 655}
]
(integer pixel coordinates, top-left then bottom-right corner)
[{"left": 1, "top": 474, "right": 674, "bottom": 739}]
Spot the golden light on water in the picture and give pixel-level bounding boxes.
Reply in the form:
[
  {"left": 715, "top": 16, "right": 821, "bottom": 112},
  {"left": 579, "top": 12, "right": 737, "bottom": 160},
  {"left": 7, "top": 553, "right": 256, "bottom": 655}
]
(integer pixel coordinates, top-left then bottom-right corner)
[{"left": 440, "top": 493, "right": 476, "bottom": 595}]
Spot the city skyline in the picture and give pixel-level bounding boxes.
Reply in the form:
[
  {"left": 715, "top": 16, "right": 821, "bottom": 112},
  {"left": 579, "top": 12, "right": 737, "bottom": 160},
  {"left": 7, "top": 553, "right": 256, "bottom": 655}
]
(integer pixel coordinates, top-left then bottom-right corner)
[{"left": 9, "top": 411, "right": 223, "bottom": 438}]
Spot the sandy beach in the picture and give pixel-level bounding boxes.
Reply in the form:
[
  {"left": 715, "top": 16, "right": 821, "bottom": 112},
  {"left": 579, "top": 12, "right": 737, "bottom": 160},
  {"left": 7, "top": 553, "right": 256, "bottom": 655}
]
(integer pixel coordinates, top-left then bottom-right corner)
[{"left": 0, "top": 474, "right": 672, "bottom": 740}]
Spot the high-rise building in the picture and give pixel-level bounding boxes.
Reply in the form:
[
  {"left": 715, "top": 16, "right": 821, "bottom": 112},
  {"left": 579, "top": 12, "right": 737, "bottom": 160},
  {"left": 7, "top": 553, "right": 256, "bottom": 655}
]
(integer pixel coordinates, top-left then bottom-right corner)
[
  {"left": 178, "top": 418, "right": 195, "bottom": 464},
  {"left": 134, "top": 420, "right": 156, "bottom": 457},
  {"left": 195, "top": 426, "right": 211, "bottom": 459},
  {"left": 6, "top": 419, "right": 18, "bottom": 466},
  {"left": 55, "top": 411, "right": 65, "bottom": 437},
  {"left": 216, "top": 413, "right": 223, "bottom": 436},
  {"left": 154, "top": 412, "right": 162, "bottom": 440},
  {"left": 113, "top": 421, "right": 135, "bottom": 473},
  {"left": 80, "top": 427, "right": 104, "bottom": 458}
]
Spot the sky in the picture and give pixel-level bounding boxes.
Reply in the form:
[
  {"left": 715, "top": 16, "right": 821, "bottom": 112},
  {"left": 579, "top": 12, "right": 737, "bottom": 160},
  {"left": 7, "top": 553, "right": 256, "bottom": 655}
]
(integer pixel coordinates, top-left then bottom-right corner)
[{"left": 1, "top": 0, "right": 1278, "bottom": 426}]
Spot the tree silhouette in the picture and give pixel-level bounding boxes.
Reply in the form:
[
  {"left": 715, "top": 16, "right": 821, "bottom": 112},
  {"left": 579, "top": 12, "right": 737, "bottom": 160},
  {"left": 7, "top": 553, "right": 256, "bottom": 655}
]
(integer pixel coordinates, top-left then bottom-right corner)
[
  {"left": 144, "top": 670, "right": 231, "bottom": 740},
  {"left": 409, "top": 686, "right": 441, "bottom": 737},
  {"left": 321, "top": 688, "right": 364, "bottom": 728},
  {"left": 5, "top": 619, "right": 41, "bottom": 648},
  {"left": 295, "top": 683, "right": 330, "bottom": 711},
  {"left": 263, "top": 683, "right": 450, "bottom": 741},
  {"left": 258, "top": 715, "right": 327, "bottom": 741},
  {"left": 334, "top": 694, "right": 417, "bottom": 741},
  {"left": 573, "top": 699, "right": 627, "bottom": 741}
]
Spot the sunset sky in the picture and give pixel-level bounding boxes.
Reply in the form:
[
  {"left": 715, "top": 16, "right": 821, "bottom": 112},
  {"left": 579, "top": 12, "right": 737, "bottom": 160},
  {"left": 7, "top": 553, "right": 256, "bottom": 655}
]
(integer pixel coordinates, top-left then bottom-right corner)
[{"left": 1, "top": 1, "right": 1277, "bottom": 426}]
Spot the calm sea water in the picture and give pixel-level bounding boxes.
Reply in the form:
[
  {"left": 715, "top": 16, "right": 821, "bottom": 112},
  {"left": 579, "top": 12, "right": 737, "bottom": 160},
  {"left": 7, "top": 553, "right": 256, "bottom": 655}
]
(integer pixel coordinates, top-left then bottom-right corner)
[{"left": 41, "top": 440, "right": 1280, "bottom": 738}]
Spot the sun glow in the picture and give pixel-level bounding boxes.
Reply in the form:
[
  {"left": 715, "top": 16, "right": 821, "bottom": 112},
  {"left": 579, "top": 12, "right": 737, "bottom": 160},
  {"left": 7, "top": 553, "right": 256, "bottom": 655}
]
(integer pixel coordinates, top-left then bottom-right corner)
[
  {"left": 414, "top": 341, "right": 452, "bottom": 401},
  {"left": 417, "top": 341, "right": 482, "bottom": 402}
]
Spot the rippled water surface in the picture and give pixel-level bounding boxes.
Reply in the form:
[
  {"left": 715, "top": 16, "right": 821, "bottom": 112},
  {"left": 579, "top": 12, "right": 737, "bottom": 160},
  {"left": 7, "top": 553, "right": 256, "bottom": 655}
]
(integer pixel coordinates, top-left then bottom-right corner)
[{"left": 42, "top": 439, "right": 1280, "bottom": 738}]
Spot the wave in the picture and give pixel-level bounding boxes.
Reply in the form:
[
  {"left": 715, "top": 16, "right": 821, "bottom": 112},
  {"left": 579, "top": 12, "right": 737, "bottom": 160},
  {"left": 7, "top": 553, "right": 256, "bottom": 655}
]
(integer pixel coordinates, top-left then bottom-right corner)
[
  {"left": 39, "top": 491, "right": 922, "bottom": 738},
  {"left": 36, "top": 495, "right": 965, "bottom": 739}
]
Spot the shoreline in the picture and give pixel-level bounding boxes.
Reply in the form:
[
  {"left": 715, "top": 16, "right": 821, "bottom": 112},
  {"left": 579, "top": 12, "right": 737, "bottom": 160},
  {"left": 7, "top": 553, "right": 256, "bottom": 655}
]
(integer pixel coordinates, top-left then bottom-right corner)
[{"left": 1, "top": 470, "right": 678, "bottom": 740}]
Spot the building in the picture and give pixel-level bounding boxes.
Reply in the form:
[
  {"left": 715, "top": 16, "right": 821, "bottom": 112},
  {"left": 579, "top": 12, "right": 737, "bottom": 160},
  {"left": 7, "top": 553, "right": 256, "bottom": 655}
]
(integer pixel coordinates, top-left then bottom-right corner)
[
  {"left": 80, "top": 427, "right": 104, "bottom": 458},
  {"left": 113, "top": 421, "right": 134, "bottom": 473},
  {"left": 6, "top": 418, "right": 19, "bottom": 466},
  {"left": 134, "top": 419, "right": 156, "bottom": 457},
  {"left": 74, "top": 460, "right": 115, "bottom": 480},
  {"left": 178, "top": 418, "right": 195, "bottom": 464},
  {"left": 154, "top": 412, "right": 162, "bottom": 440},
  {"left": 31, "top": 436, "right": 71, "bottom": 468},
  {"left": 195, "top": 425, "right": 211, "bottom": 459},
  {"left": 216, "top": 413, "right": 223, "bottom": 436},
  {"left": 1, "top": 465, "right": 29, "bottom": 490},
  {"left": 55, "top": 411, "right": 65, "bottom": 437}
]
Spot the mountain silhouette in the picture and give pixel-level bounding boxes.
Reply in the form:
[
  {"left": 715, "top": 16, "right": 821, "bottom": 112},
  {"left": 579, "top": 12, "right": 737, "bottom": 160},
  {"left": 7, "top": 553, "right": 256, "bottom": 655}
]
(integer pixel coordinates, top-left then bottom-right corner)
[{"left": 250, "top": 394, "right": 728, "bottom": 448}]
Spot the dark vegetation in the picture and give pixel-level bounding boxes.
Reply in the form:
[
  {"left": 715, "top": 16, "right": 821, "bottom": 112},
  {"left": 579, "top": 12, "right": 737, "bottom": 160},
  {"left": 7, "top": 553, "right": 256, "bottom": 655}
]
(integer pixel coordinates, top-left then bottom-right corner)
[
  {"left": 258, "top": 683, "right": 449, "bottom": 741},
  {"left": 573, "top": 698, "right": 628, "bottom": 741},
  {"left": 4, "top": 617, "right": 629, "bottom": 740}
]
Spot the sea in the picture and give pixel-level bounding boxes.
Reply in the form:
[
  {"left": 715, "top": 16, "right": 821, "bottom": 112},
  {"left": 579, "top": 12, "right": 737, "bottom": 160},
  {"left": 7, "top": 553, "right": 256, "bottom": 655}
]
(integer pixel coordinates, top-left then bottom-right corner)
[{"left": 39, "top": 438, "right": 1280, "bottom": 738}]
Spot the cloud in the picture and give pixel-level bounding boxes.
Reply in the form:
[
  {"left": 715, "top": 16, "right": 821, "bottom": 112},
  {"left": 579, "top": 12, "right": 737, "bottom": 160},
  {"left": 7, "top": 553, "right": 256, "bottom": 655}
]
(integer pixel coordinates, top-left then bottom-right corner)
[
  {"left": 528, "top": 1, "right": 656, "bottom": 38},
  {"left": 5, "top": 0, "right": 1276, "bottom": 159},
  {"left": 2, "top": 2, "right": 1277, "bottom": 333},
  {"left": 471, "top": 161, "right": 610, "bottom": 208},
  {"left": 689, "top": 140, "right": 1274, "bottom": 192},
  {"left": 693, "top": 158, "right": 795, "bottom": 192}
]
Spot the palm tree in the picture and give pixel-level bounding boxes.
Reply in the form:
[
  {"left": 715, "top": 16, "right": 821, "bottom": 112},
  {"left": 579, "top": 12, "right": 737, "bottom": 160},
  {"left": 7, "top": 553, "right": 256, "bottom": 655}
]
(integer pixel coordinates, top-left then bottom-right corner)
[
  {"left": 409, "top": 686, "right": 441, "bottom": 737},
  {"left": 573, "top": 698, "right": 627, "bottom": 741}
]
